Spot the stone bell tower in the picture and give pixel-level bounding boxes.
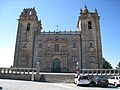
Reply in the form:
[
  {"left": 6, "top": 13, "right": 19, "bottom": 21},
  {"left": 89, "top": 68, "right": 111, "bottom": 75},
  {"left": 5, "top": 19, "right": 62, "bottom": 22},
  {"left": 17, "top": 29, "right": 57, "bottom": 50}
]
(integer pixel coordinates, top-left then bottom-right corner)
[
  {"left": 77, "top": 5, "right": 103, "bottom": 69},
  {"left": 13, "top": 7, "right": 42, "bottom": 68}
]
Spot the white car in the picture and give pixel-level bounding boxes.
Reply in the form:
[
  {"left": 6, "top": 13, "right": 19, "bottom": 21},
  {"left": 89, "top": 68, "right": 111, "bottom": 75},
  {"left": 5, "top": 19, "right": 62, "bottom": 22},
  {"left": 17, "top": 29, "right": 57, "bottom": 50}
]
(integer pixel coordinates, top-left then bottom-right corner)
[
  {"left": 74, "top": 75, "right": 90, "bottom": 86},
  {"left": 108, "top": 76, "right": 120, "bottom": 87}
]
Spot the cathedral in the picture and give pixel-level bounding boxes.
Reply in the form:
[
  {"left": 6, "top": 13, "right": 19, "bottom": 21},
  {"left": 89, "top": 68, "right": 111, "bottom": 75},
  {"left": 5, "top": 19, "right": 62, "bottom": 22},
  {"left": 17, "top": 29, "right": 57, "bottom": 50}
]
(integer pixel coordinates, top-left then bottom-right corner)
[{"left": 13, "top": 5, "right": 103, "bottom": 72}]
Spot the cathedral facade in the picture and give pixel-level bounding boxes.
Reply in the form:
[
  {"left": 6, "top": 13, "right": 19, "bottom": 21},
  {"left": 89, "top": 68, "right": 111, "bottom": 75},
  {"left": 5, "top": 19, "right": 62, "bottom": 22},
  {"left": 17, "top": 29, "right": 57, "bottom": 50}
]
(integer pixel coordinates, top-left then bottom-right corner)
[{"left": 13, "top": 5, "right": 103, "bottom": 72}]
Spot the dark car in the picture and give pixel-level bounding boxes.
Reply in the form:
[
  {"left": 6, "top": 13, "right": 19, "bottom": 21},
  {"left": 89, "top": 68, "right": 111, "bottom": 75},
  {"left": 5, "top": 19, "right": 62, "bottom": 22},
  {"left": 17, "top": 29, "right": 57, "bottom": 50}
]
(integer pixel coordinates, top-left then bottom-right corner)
[{"left": 89, "top": 76, "right": 108, "bottom": 87}]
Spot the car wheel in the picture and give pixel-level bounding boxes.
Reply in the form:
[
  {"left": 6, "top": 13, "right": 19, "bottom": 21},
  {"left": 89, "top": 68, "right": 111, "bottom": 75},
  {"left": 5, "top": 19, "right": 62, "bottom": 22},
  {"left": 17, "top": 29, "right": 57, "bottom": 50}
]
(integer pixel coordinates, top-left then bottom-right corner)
[
  {"left": 89, "top": 83, "right": 93, "bottom": 87},
  {"left": 114, "top": 82, "right": 117, "bottom": 87},
  {"left": 89, "top": 82, "right": 96, "bottom": 87},
  {"left": 103, "top": 84, "right": 108, "bottom": 87}
]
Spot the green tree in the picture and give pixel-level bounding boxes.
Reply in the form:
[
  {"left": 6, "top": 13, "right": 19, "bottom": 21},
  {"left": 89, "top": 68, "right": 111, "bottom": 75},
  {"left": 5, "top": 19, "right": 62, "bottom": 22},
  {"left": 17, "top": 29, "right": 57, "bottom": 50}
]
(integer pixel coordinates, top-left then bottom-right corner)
[
  {"left": 103, "top": 58, "right": 113, "bottom": 69},
  {"left": 116, "top": 62, "right": 120, "bottom": 69}
]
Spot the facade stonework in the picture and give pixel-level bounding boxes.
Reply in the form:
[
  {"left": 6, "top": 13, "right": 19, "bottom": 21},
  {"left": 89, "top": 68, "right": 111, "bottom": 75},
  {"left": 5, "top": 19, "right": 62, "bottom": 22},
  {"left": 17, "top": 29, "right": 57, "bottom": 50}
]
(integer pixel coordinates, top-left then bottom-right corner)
[{"left": 13, "top": 6, "right": 103, "bottom": 72}]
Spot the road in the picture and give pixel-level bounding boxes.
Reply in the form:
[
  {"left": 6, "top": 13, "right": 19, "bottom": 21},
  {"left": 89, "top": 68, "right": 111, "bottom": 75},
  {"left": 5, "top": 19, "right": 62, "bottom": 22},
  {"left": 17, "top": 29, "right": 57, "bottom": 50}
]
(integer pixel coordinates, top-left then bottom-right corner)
[{"left": 0, "top": 79, "right": 119, "bottom": 90}]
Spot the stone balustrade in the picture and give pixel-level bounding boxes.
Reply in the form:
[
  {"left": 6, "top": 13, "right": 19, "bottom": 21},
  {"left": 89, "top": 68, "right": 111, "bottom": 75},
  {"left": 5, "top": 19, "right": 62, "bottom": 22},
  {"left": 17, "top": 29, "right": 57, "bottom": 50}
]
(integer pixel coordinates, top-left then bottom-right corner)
[
  {"left": 0, "top": 68, "right": 120, "bottom": 76},
  {"left": 0, "top": 68, "right": 120, "bottom": 82},
  {"left": 0, "top": 67, "right": 40, "bottom": 81},
  {"left": 80, "top": 69, "right": 120, "bottom": 76},
  {"left": 0, "top": 68, "right": 37, "bottom": 74}
]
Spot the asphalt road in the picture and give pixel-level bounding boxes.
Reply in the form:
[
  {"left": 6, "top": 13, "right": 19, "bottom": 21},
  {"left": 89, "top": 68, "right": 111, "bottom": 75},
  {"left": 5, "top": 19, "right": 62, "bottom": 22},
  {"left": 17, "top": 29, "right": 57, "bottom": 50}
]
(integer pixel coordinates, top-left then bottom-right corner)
[{"left": 0, "top": 79, "right": 119, "bottom": 90}]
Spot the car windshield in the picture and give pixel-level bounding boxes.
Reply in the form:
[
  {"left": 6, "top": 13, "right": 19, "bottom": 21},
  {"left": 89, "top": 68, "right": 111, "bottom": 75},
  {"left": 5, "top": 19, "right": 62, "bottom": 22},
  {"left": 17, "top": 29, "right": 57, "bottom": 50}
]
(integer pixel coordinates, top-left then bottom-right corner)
[
  {"left": 79, "top": 76, "right": 88, "bottom": 79},
  {"left": 110, "top": 77, "right": 115, "bottom": 79},
  {"left": 95, "top": 76, "right": 106, "bottom": 80},
  {"left": 98, "top": 76, "right": 105, "bottom": 79}
]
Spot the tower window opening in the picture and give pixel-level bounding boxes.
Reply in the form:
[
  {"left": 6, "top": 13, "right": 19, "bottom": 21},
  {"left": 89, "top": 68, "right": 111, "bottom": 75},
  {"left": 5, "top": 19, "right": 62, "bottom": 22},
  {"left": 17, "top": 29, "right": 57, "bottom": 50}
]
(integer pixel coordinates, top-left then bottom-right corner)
[
  {"left": 55, "top": 44, "right": 59, "bottom": 51},
  {"left": 88, "top": 21, "right": 92, "bottom": 29},
  {"left": 27, "top": 23, "right": 30, "bottom": 31},
  {"left": 90, "top": 43, "right": 94, "bottom": 48}
]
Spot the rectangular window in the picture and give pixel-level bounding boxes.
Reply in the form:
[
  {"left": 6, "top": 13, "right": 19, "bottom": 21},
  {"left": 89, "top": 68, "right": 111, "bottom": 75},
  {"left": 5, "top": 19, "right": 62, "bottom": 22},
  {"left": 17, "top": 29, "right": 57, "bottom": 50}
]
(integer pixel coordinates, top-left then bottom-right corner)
[
  {"left": 55, "top": 44, "right": 59, "bottom": 51},
  {"left": 72, "top": 43, "right": 77, "bottom": 48},
  {"left": 38, "top": 43, "right": 42, "bottom": 48},
  {"left": 22, "top": 42, "right": 27, "bottom": 48},
  {"left": 27, "top": 23, "right": 30, "bottom": 31},
  {"left": 88, "top": 21, "right": 92, "bottom": 29},
  {"left": 90, "top": 43, "right": 94, "bottom": 48}
]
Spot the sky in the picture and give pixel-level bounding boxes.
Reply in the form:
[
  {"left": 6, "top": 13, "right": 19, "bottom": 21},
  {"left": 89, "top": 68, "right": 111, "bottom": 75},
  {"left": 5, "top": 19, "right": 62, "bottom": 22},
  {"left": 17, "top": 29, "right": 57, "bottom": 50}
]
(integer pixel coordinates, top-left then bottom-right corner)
[{"left": 0, "top": 0, "right": 120, "bottom": 68}]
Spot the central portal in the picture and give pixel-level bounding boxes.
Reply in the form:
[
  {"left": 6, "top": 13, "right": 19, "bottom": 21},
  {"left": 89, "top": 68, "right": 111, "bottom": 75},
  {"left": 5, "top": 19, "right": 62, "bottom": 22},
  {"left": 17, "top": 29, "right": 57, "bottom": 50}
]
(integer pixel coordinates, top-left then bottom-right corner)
[{"left": 52, "top": 58, "right": 61, "bottom": 72}]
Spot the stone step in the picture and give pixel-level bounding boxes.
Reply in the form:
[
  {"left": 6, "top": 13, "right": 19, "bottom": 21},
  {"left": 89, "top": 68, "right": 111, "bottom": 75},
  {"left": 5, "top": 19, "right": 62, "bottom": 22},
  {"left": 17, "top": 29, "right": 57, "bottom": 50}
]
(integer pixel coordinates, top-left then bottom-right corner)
[{"left": 39, "top": 74, "right": 74, "bottom": 83}]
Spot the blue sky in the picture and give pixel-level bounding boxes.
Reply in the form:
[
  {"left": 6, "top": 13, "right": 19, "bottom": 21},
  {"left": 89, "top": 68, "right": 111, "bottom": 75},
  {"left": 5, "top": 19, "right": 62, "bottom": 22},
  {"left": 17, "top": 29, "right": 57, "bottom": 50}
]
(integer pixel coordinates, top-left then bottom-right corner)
[{"left": 0, "top": 0, "right": 120, "bottom": 68}]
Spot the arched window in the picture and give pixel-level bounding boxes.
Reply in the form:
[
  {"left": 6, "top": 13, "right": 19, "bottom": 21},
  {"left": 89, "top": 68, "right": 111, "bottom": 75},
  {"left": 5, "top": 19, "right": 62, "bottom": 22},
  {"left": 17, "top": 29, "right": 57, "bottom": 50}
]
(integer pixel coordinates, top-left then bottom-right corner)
[
  {"left": 27, "top": 23, "right": 30, "bottom": 31},
  {"left": 88, "top": 21, "right": 92, "bottom": 29}
]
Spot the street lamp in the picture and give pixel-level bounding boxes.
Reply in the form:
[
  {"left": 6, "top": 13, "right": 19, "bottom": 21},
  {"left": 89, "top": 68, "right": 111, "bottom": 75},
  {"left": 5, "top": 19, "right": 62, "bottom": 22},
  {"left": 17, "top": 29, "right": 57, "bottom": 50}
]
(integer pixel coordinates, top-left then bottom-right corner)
[
  {"left": 36, "top": 62, "right": 40, "bottom": 74},
  {"left": 76, "top": 62, "right": 80, "bottom": 75}
]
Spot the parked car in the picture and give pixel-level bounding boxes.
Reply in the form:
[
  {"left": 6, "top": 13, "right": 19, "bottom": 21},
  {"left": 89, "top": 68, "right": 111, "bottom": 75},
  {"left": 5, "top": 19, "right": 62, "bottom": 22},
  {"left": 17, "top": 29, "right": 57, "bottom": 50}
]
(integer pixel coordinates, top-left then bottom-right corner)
[
  {"left": 74, "top": 75, "right": 90, "bottom": 86},
  {"left": 89, "top": 76, "right": 108, "bottom": 87},
  {"left": 108, "top": 76, "right": 120, "bottom": 87}
]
